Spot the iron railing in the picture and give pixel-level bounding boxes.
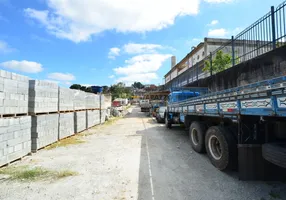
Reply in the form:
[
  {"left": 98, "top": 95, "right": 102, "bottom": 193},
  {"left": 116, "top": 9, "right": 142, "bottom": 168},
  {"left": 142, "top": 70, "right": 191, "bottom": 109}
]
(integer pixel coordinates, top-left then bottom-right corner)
[{"left": 165, "top": 1, "right": 286, "bottom": 89}]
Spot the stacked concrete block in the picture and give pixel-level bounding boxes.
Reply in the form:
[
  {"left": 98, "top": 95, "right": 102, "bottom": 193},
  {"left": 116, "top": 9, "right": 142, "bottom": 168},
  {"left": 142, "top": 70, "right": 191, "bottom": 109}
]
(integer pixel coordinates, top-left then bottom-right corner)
[
  {"left": 85, "top": 93, "right": 99, "bottom": 109},
  {"left": 73, "top": 90, "right": 86, "bottom": 110},
  {"left": 102, "top": 94, "right": 112, "bottom": 109},
  {"left": 0, "top": 70, "right": 29, "bottom": 115},
  {"left": 59, "top": 87, "right": 74, "bottom": 111},
  {"left": 74, "top": 111, "right": 86, "bottom": 133},
  {"left": 29, "top": 80, "right": 58, "bottom": 113},
  {"left": 0, "top": 116, "right": 31, "bottom": 167},
  {"left": 87, "top": 110, "right": 100, "bottom": 128},
  {"left": 101, "top": 109, "right": 106, "bottom": 124},
  {"left": 59, "top": 113, "right": 74, "bottom": 140},
  {"left": 31, "top": 114, "right": 59, "bottom": 152}
]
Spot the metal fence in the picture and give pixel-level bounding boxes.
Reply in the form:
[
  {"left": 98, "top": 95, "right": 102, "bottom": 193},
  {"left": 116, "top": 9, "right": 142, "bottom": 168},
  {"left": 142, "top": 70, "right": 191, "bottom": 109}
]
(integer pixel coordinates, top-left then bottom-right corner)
[{"left": 165, "top": 1, "right": 286, "bottom": 89}]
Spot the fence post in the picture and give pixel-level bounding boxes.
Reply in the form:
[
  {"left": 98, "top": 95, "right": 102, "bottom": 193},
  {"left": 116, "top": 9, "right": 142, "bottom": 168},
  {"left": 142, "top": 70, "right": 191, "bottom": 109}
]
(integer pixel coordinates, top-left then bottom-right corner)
[
  {"left": 209, "top": 52, "right": 213, "bottom": 76},
  {"left": 271, "top": 6, "right": 276, "bottom": 49},
  {"left": 231, "top": 36, "right": 235, "bottom": 67}
]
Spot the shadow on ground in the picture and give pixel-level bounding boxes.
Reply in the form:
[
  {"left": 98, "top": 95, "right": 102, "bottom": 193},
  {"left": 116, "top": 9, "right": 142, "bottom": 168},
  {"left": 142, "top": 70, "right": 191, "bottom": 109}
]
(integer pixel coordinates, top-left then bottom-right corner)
[{"left": 135, "top": 114, "right": 286, "bottom": 200}]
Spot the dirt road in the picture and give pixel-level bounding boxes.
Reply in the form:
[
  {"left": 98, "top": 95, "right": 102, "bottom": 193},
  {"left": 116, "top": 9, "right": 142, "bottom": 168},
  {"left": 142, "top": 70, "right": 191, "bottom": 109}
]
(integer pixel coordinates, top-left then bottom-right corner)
[{"left": 0, "top": 107, "right": 285, "bottom": 200}]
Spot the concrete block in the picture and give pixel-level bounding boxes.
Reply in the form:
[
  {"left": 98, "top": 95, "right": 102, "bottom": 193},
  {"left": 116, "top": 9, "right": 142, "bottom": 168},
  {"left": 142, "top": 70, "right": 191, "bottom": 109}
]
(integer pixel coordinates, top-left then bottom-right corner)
[
  {"left": 59, "top": 87, "right": 74, "bottom": 111},
  {"left": 29, "top": 80, "right": 59, "bottom": 113},
  {"left": 101, "top": 109, "right": 106, "bottom": 124},
  {"left": 85, "top": 93, "right": 100, "bottom": 109},
  {"left": 31, "top": 114, "right": 59, "bottom": 152},
  {"left": 0, "top": 116, "right": 31, "bottom": 167},
  {"left": 73, "top": 90, "right": 86, "bottom": 110},
  {"left": 74, "top": 111, "right": 86, "bottom": 133},
  {"left": 87, "top": 110, "right": 100, "bottom": 128},
  {"left": 59, "top": 112, "right": 75, "bottom": 139}
]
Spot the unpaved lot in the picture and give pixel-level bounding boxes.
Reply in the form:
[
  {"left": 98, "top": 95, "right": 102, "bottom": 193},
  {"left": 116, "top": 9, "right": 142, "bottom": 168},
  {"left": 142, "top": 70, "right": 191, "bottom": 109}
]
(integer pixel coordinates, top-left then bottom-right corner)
[{"left": 0, "top": 107, "right": 285, "bottom": 200}]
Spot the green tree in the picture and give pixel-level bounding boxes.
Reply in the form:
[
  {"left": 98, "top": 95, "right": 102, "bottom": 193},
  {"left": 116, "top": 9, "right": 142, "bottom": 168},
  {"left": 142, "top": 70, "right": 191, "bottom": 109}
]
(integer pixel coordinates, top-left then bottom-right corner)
[
  {"left": 70, "top": 84, "right": 81, "bottom": 90},
  {"left": 132, "top": 82, "right": 144, "bottom": 89},
  {"left": 203, "top": 50, "right": 232, "bottom": 73},
  {"left": 110, "top": 82, "right": 133, "bottom": 100},
  {"left": 102, "top": 86, "right": 109, "bottom": 93}
]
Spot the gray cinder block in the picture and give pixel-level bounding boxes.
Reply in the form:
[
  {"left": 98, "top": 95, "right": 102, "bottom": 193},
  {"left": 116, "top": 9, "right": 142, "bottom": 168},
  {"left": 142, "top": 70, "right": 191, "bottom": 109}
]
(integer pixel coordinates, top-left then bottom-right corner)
[
  {"left": 31, "top": 114, "right": 59, "bottom": 152},
  {"left": 59, "top": 87, "right": 74, "bottom": 111},
  {"left": 0, "top": 116, "right": 31, "bottom": 167},
  {"left": 87, "top": 110, "right": 100, "bottom": 128},
  {"left": 59, "top": 113, "right": 75, "bottom": 139},
  {"left": 73, "top": 90, "right": 86, "bottom": 110},
  {"left": 74, "top": 111, "right": 86, "bottom": 133},
  {"left": 29, "top": 80, "right": 59, "bottom": 113}
]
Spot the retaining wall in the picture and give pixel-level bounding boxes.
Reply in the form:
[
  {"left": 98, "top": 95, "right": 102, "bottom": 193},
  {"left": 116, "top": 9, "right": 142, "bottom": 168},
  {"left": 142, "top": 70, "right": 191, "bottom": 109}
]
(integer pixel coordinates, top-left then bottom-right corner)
[
  {"left": 31, "top": 114, "right": 59, "bottom": 152},
  {"left": 74, "top": 111, "right": 86, "bottom": 133},
  {"left": 29, "top": 80, "right": 58, "bottom": 113},
  {"left": 59, "top": 113, "right": 75, "bottom": 140},
  {"left": 0, "top": 116, "right": 31, "bottom": 167},
  {"left": 59, "top": 87, "right": 74, "bottom": 111},
  {"left": 0, "top": 70, "right": 29, "bottom": 115}
]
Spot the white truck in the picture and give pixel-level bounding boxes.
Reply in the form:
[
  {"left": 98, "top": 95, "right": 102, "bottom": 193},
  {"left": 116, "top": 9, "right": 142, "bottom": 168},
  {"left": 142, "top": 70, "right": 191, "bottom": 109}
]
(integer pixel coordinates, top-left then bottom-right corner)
[{"left": 140, "top": 100, "right": 151, "bottom": 112}]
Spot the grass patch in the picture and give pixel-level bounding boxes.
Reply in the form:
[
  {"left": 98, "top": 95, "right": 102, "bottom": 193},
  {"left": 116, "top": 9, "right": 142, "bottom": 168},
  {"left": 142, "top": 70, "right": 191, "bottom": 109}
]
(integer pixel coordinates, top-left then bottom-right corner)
[
  {"left": 45, "top": 136, "right": 85, "bottom": 150},
  {"left": 104, "top": 116, "right": 122, "bottom": 126},
  {"left": 0, "top": 165, "right": 78, "bottom": 181},
  {"left": 269, "top": 190, "right": 281, "bottom": 199},
  {"left": 56, "top": 170, "right": 79, "bottom": 179}
]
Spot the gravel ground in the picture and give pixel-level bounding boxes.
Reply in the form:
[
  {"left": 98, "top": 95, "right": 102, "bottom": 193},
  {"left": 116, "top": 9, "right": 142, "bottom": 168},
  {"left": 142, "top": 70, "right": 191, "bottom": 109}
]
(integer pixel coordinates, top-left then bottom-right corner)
[{"left": 0, "top": 107, "right": 285, "bottom": 200}]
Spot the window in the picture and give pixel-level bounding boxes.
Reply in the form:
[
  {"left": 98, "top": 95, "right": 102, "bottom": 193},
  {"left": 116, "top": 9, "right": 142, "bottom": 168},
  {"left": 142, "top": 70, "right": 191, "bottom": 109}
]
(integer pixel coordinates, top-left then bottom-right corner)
[
  {"left": 202, "top": 51, "right": 205, "bottom": 57},
  {"left": 197, "top": 55, "right": 200, "bottom": 60}
]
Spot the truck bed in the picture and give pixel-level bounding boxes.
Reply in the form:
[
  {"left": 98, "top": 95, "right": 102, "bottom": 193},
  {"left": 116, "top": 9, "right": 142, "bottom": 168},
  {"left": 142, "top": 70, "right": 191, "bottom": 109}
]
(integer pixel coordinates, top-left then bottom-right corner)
[{"left": 168, "top": 76, "right": 286, "bottom": 118}]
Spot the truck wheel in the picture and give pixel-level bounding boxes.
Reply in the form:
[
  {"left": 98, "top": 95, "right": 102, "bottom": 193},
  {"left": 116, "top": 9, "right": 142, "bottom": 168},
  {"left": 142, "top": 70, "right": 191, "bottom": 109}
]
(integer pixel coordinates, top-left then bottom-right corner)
[
  {"left": 205, "top": 126, "right": 237, "bottom": 171},
  {"left": 165, "top": 115, "right": 172, "bottom": 129},
  {"left": 262, "top": 143, "right": 286, "bottom": 168},
  {"left": 189, "top": 121, "right": 207, "bottom": 153}
]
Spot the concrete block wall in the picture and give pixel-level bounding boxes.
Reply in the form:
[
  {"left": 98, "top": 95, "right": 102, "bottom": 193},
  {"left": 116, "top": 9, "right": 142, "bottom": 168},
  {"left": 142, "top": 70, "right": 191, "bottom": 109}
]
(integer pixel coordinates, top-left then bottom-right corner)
[
  {"left": 74, "top": 111, "right": 86, "bottom": 133},
  {"left": 59, "top": 87, "right": 74, "bottom": 111},
  {"left": 0, "top": 116, "right": 31, "bottom": 167},
  {"left": 59, "top": 113, "right": 75, "bottom": 140},
  {"left": 73, "top": 90, "right": 86, "bottom": 110},
  {"left": 31, "top": 114, "right": 59, "bottom": 152},
  {"left": 29, "top": 80, "right": 58, "bottom": 113},
  {"left": 85, "top": 93, "right": 100, "bottom": 109},
  {"left": 101, "top": 109, "right": 106, "bottom": 124},
  {"left": 87, "top": 110, "right": 100, "bottom": 128},
  {"left": 0, "top": 70, "right": 29, "bottom": 115}
]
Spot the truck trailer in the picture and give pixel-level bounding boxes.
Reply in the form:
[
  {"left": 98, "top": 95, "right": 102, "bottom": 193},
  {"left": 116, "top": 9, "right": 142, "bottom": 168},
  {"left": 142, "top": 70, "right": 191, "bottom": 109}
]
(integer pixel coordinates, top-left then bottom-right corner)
[{"left": 165, "top": 76, "right": 286, "bottom": 180}]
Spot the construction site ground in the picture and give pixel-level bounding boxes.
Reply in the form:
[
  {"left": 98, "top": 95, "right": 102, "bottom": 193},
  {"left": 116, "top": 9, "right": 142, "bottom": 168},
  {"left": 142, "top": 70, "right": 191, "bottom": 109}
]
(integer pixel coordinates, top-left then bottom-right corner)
[{"left": 0, "top": 106, "right": 286, "bottom": 200}]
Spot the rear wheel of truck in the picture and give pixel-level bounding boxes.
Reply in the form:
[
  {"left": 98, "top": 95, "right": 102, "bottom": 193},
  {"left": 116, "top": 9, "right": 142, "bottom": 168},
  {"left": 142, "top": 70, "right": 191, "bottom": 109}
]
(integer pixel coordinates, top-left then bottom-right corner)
[
  {"left": 205, "top": 126, "right": 237, "bottom": 171},
  {"left": 262, "top": 143, "right": 286, "bottom": 168},
  {"left": 165, "top": 115, "right": 172, "bottom": 129},
  {"left": 189, "top": 121, "right": 207, "bottom": 153}
]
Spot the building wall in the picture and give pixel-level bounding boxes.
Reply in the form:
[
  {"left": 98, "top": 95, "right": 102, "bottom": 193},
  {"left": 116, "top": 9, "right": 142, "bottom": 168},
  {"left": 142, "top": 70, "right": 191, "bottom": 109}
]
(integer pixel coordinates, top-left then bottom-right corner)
[{"left": 171, "top": 69, "right": 178, "bottom": 81}]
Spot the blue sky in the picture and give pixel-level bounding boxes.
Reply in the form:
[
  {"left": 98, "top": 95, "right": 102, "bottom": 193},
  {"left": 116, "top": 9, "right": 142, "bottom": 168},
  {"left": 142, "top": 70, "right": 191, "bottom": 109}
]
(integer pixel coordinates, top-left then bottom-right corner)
[{"left": 0, "top": 0, "right": 283, "bottom": 87}]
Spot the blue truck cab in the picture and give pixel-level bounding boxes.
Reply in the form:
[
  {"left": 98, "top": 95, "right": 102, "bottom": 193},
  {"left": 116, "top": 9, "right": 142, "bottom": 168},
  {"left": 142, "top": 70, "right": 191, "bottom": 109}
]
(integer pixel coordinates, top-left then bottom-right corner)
[{"left": 166, "top": 87, "right": 208, "bottom": 127}]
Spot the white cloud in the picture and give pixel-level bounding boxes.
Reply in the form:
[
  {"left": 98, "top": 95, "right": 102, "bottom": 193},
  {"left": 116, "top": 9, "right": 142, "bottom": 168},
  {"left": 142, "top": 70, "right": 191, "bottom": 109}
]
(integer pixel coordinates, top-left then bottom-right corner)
[
  {"left": 123, "top": 43, "right": 163, "bottom": 54},
  {"left": 0, "top": 60, "right": 43, "bottom": 73},
  {"left": 108, "top": 47, "right": 120, "bottom": 59},
  {"left": 114, "top": 53, "right": 171, "bottom": 84},
  {"left": 24, "top": 0, "right": 202, "bottom": 42},
  {"left": 114, "top": 54, "right": 172, "bottom": 75},
  {"left": 208, "top": 27, "right": 242, "bottom": 38},
  {"left": 0, "top": 40, "right": 16, "bottom": 53},
  {"left": 47, "top": 72, "right": 75, "bottom": 81},
  {"left": 43, "top": 79, "right": 60, "bottom": 84},
  {"left": 208, "top": 20, "right": 219, "bottom": 26},
  {"left": 108, "top": 75, "right": 115, "bottom": 79},
  {"left": 208, "top": 28, "right": 228, "bottom": 37},
  {"left": 116, "top": 73, "right": 158, "bottom": 86},
  {"left": 204, "top": 0, "right": 233, "bottom": 3}
]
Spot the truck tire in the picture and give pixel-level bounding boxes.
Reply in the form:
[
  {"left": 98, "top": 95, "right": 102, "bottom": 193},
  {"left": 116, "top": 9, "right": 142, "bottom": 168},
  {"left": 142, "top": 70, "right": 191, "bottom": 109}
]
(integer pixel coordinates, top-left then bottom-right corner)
[
  {"left": 189, "top": 121, "right": 207, "bottom": 153},
  {"left": 262, "top": 143, "right": 286, "bottom": 168},
  {"left": 205, "top": 126, "right": 237, "bottom": 171},
  {"left": 165, "top": 115, "right": 172, "bottom": 129}
]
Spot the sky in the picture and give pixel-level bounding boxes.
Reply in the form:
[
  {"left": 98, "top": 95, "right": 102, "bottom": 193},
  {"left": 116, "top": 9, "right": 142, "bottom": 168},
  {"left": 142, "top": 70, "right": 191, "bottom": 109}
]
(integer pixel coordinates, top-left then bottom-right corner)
[{"left": 0, "top": 0, "right": 284, "bottom": 87}]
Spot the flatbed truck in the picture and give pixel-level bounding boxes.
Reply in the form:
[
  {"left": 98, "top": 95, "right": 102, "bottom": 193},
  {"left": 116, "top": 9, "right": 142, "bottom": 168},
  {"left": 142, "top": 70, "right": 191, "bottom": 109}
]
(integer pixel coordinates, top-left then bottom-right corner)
[{"left": 165, "top": 76, "right": 286, "bottom": 179}]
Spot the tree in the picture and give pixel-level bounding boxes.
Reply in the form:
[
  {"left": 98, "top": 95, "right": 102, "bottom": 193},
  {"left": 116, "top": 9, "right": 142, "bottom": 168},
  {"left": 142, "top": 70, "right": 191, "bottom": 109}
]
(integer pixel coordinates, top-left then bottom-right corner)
[
  {"left": 70, "top": 84, "right": 81, "bottom": 90},
  {"left": 110, "top": 82, "right": 133, "bottom": 100},
  {"left": 203, "top": 50, "right": 232, "bottom": 73},
  {"left": 102, "top": 86, "right": 109, "bottom": 93},
  {"left": 132, "top": 82, "right": 144, "bottom": 89}
]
